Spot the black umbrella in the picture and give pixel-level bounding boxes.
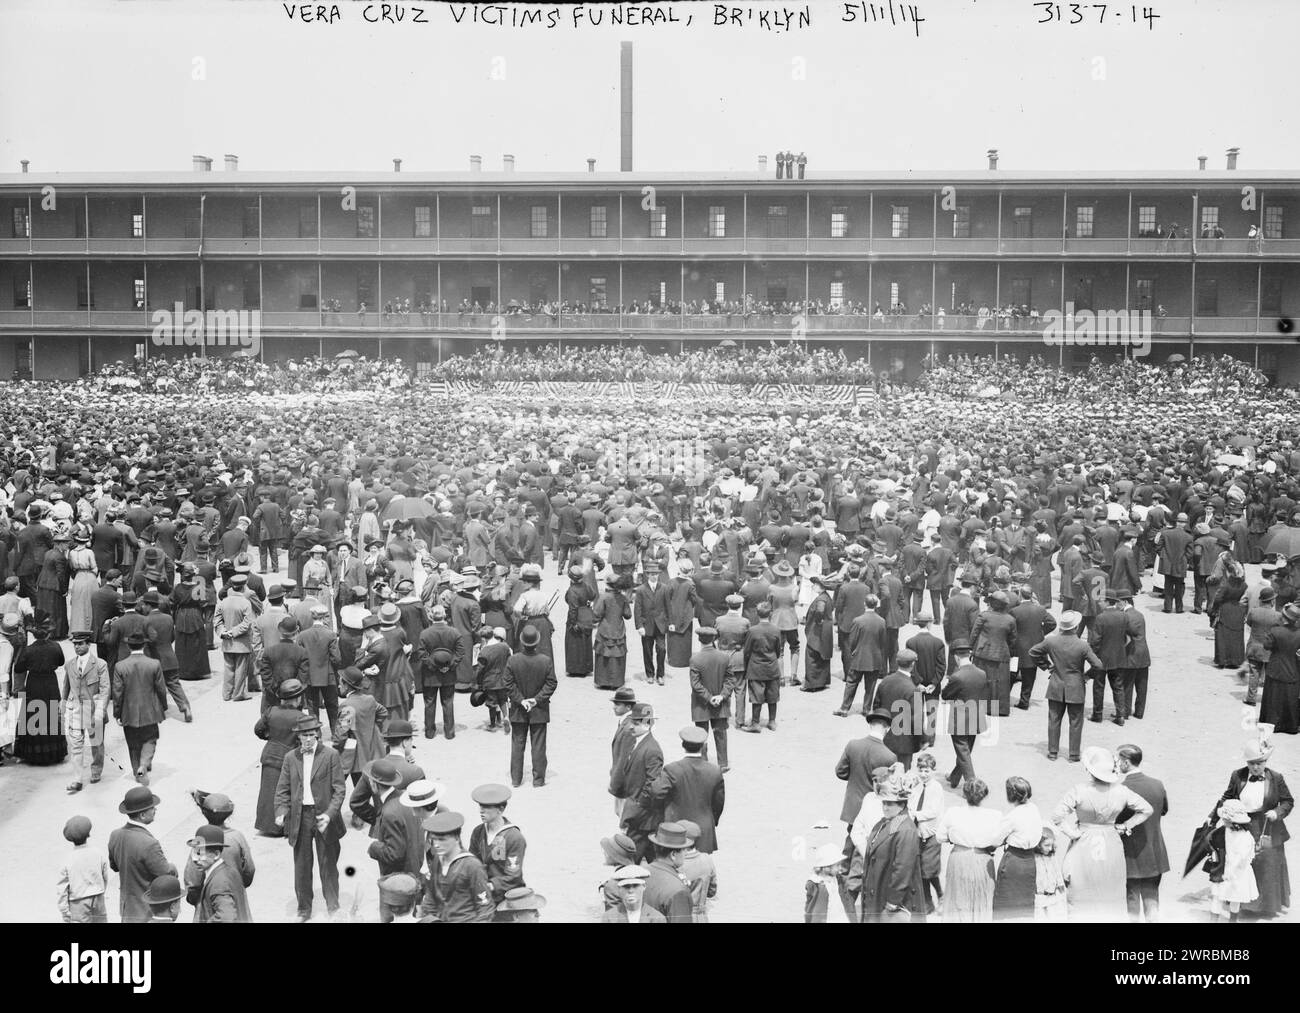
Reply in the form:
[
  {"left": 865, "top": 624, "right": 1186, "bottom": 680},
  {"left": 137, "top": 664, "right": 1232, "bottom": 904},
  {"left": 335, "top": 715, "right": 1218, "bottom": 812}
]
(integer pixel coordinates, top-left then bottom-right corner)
[
  {"left": 1262, "top": 527, "right": 1300, "bottom": 558},
  {"left": 1182, "top": 821, "right": 1215, "bottom": 878}
]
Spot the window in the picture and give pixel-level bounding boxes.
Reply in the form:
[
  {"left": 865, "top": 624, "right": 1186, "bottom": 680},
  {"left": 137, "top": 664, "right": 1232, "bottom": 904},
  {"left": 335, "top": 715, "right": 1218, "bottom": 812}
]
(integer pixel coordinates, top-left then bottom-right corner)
[
  {"left": 589, "top": 205, "right": 607, "bottom": 238},
  {"left": 708, "top": 206, "right": 726, "bottom": 238},
  {"left": 414, "top": 205, "right": 432, "bottom": 238},
  {"left": 356, "top": 205, "right": 376, "bottom": 238},
  {"left": 1137, "top": 205, "right": 1157, "bottom": 236},
  {"left": 133, "top": 278, "right": 145, "bottom": 310},
  {"left": 76, "top": 273, "right": 94, "bottom": 309},
  {"left": 650, "top": 281, "right": 667, "bottom": 307},
  {"left": 1261, "top": 275, "right": 1282, "bottom": 315},
  {"left": 182, "top": 207, "right": 199, "bottom": 239},
  {"left": 299, "top": 276, "right": 318, "bottom": 310},
  {"left": 1134, "top": 278, "right": 1154, "bottom": 312},
  {"left": 471, "top": 204, "right": 494, "bottom": 239},
  {"left": 1075, "top": 206, "right": 1094, "bottom": 238},
  {"left": 889, "top": 282, "right": 900, "bottom": 308},
  {"left": 1200, "top": 205, "right": 1219, "bottom": 234},
  {"left": 530, "top": 205, "right": 548, "bottom": 239},
  {"left": 132, "top": 212, "right": 144, "bottom": 239},
  {"left": 357, "top": 276, "right": 373, "bottom": 308},
  {"left": 767, "top": 205, "right": 788, "bottom": 239},
  {"left": 714, "top": 281, "right": 725, "bottom": 304},
  {"left": 1013, "top": 206, "right": 1033, "bottom": 238},
  {"left": 1010, "top": 278, "right": 1032, "bottom": 307},
  {"left": 1196, "top": 278, "right": 1218, "bottom": 316},
  {"left": 831, "top": 207, "right": 847, "bottom": 238},
  {"left": 12, "top": 206, "right": 30, "bottom": 238},
  {"left": 13, "top": 274, "right": 31, "bottom": 309},
  {"left": 830, "top": 281, "right": 844, "bottom": 308},
  {"left": 299, "top": 203, "right": 318, "bottom": 238},
  {"left": 590, "top": 276, "right": 607, "bottom": 306},
  {"left": 649, "top": 206, "right": 667, "bottom": 238},
  {"left": 952, "top": 206, "right": 970, "bottom": 239},
  {"left": 242, "top": 204, "right": 259, "bottom": 239},
  {"left": 529, "top": 275, "right": 549, "bottom": 305},
  {"left": 891, "top": 205, "right": 910, "bottom": 239},
  {"left": 75, "top": 203, "right": 88, "bottom": 238},
  {"left": 1264, "top": 206, "right": 1284, "bottom": 239},
  {"left": 240, "top": 270, "right": 257, "bottom": 310}
]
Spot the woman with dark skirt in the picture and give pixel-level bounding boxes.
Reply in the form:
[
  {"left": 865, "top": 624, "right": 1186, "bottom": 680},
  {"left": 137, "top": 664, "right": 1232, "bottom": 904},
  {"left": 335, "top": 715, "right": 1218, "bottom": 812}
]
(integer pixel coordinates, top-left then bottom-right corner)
[
  {"left": 993, "top": 776, "right": 1043, "bottom": 920},
  {"left": 13, "top": 615, "right": 67, "bottom": 766},
  {"left": 1207, "top": 740, "right": 1292, "bottom": 918},
  {"left": 37, "top": 536, "right": 70, "bottom": 643},
  {"left": 1210, "top": 571, "right": 1248, "bottom": 669},
  {"left": 172, "top": 566, "right": 211, "bottom": 681},
  {"left": 563, "top": 566, "right": 595, "bottom": 678},
  {"left": 252, "top": 679, "right": 307, "bottom": 836},
  {"left": 591, "top": 576, "right": 632, "bottom": 690},
  {"left": 802, "top": 575, "right": 836, "bottom": 692},
  {"left": 1259, "top": 603, "right": 1300, "bottom": 735}
]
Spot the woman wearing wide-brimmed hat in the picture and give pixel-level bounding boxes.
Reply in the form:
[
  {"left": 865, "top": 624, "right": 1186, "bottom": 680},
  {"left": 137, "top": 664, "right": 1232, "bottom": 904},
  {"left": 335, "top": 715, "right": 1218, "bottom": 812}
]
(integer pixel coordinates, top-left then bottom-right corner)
[
  {"left": 1206, "top": 739, "right": 1293, "bottom": 917},
  {"left": 1051, "top": 746, "right": 1153, "bottom": 921},
  {"left": 768, "top": 560, "right": 801, "bottom": 685},
  {"left": 66, "top": 524, "right": 99, "bottom": 634},
  {"left": 12, "top": 612, "right": 67, "bottom": 765}
]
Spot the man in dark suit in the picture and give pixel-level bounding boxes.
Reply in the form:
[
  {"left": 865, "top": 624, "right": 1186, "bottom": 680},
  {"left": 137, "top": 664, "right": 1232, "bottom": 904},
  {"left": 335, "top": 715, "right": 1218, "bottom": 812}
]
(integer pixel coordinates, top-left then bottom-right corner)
[
  {"left": 876, "top": 649, "right": 922, "bottom": 770},
  {"left": 502, "top": 624, "right": 557, "bottom": 788},
  {"left": 834, "top": 567, "right": 870, "bottom": 680},
  {"left": 1117, "top": 744, "right": 1169, "bottom": 922},
  {"left": 1119, "top": 590, "right": 1151, "bottom": 719},
  {"left": 1029, "top": 611, "right": 1104, "bottom": 762},
  {"left": 834, "top": 709, "right": 897, "bottom": 827},
  {"left": 107, "top": 786, "right": 176, "bottom": 923},
  {"left": 741, "top": 601, "right": 783, "bottom": 731},
  {"left": 840, "top": 597, "right": 888, "bottom": 717},
  {"left": 14, "top": 509, "right": 53, "bottom": 602},
  {"left": 942, "top": 573, "right": 980, "bottom": 675},
  {"left": 90, "top": 571, "right": 123, "bottom": 657},
  {"left": 614, "top": 701, "right": 664, "bottom": 863},
  {"left": 187, "top": 824, "right": 254, "bottom": 923},
  {"left": 1156, "top": 515, "right": 1193, "bottom": 613},
  {"left": 257, "top": 616, "right": 311, "bottom": 712},
  {"left": 111, "top": 630, "right": 169, "bottom": 784},
  {"left": 689, "top": 627, "right": 739, "bottom": 770},
  {"left": 1010, "top": 588, "right": 1057, "bottom": 709},
  {"left": 634, "top": 561, "right": 671, "bottom": 685},
  {"left": 641, "top": 821, "right": 695, "bottom": 923},
  {"left": 296, "top": 603, "right": 343, "bottom": 730},
  {"left": 415, "top": 605, "right": 463, "bottom": 740},
  {"left": 904, "top": 611, "right": 945, "bottom": 747},
  {"left": 1089, "top": 594, "right": 1132, "bottom": 724},
  {"left": 362, "top": 759, "right": 425, "bottom": 917},
  {"left": 649, "top": 726, "right": 725, "bottom": 854},
  {"left": 610, "top": 686, "right": 638, "bottom": 816},
  {"left": 275, "top": 714, "right": 347, "bottom": 921},
  {"left": 140, "top": 590, "right": 190, "bottom": 722},
  {"left": 941, "top": 639, "right": 988, "bottom": 788}
]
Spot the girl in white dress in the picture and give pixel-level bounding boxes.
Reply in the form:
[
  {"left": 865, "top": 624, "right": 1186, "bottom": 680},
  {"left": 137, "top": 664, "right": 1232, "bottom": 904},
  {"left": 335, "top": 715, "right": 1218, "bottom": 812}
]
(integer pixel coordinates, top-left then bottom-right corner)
[{"left": 1209, "top": 799, "right": 1258, "bottom": 922}]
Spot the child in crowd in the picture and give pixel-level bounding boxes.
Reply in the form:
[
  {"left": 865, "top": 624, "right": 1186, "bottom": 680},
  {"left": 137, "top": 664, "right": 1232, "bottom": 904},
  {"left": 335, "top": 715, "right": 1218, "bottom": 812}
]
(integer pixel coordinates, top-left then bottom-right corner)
[{"left": 56, "top": 815, "right": 109, "bottom": 923}]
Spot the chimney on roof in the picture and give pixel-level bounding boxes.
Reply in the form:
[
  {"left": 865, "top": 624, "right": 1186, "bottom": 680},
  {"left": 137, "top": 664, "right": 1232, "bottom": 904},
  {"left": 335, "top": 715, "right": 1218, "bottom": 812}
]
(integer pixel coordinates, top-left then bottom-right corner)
[
  {"left": 393, "top": 158, "right": 402, "bottom": 173},
  {"left": 1198, "top": 155, "right": 1207, "bottom": 170},
  {"left": 1226, "top": 147, "right": 1240, "bottom": 170},
  {"left": 758, "top": 155, "right": 768, "bottom": 173},
  {"left": 503, "top": 154, "right": 515, "bottom": 172},
  {"left": 470, "top": 155, "right": 482, "bottom": 172},
  {"left": 20, "top": 160, "right": 29, "bottom": 174},
  {"left": 193, "top": 155, "right": 212, "bottom": 172},
  {"left": 620, "top": 42, "right": 633, "bottom": 172},
  {"left": 587, "top": 158, "right": 596, "bottom": 173},
  {"left": 987, "top": 149, "right": 999, "bottom": 171},
  {"left": 224, "top": 154, "right": 238, "bottom": 172}
]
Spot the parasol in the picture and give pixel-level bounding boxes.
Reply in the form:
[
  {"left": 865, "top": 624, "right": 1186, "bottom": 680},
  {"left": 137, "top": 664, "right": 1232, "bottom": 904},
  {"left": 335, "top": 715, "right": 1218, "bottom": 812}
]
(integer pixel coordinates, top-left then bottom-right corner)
[
  {"left": 1214, "top": 453, "right": 1247, "bottom": 468},
  {"left": 1262, "top": 527, "right": 1300, "bottom": 557},
  {"left": 1182, "top": 821, "right": 1215, "bottom": 878},
  {"left": 380, "top": 496, "right": 434, "bottom": 522},
  {"left": 335, "top": 349, "right": 359, "bottom": 359},
  {"left": 718, "top": 338, "right": 738, "bottom": 348},
  {"left": 1165, "top": 353, "right": 1186, "bottom": 364}
]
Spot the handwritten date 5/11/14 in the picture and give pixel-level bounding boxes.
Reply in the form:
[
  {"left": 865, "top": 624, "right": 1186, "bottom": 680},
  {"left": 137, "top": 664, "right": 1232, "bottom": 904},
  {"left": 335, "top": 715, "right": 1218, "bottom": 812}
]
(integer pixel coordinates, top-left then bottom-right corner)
[{"left": 1034, "top": 4, "right": 1159, "bottom": 28}]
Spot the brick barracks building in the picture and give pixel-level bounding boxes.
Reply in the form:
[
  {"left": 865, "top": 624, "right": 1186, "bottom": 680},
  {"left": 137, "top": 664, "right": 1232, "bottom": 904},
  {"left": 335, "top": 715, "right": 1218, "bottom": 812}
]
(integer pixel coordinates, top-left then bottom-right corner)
[{"left": 0, "top": 147, "right": 1297, "bottom": 382}]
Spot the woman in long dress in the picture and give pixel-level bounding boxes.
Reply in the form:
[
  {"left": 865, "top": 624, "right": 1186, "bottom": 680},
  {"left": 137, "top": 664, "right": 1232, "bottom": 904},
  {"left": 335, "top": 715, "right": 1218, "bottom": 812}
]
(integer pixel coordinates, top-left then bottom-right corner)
[
  {"left": 12, "top": 617, "right": 67, "bottom": 766},
  {"left": 172, "top": 568, "right": 211, "bottom": 680},
  {"left": 354, "top": 608, "right": 413, "bottom": 722},
  {"left": 802, "top": 576, "right": 835, "bottom": 692},
  {"left": 1210, "top": 573, "right": 1248, "bottom": 668},
  {"left": 1051, "top": 747, "right": 1154, "bottom": 922},
  {"left": 66, "top": 527, "right": 98, "bottom": 634},
  {"left": 992, "top": 776, "right": 1043, "bottom": 920},
  {"left": 1207, "top": 740, "right": 1292, "bottom": 917},
  {"left": 563, "top": 568, "right": 595, "bottom": 678},
  {"left": 592, "top": 578, "right": 632, "bottom": 690},
  {"left": 797, "top": 542, "right": 822, "bottom": 616},
  {"left": 935, "top": 778, "right": 1003, "bottom": 922},
  {"left": 1259, "top": 605, "right": 1300, "bottom": 734},
  {"left": 768, "top": 562, "right": 801, "bottom": 685}
]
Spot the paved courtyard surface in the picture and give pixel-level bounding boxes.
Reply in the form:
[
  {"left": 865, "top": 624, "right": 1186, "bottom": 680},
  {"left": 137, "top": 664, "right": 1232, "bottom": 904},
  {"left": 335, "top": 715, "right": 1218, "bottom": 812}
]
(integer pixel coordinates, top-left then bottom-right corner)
[{"left": 0, "top": 559, "right": 1290, "bottom": 923}]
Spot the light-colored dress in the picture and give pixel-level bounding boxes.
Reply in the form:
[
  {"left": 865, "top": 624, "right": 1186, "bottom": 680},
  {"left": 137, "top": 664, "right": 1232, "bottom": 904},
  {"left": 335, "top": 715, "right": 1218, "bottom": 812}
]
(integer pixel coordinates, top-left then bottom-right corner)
[
  {"left": 66, "top": 546, "right": 99, "bottom": 633},
  {"left": 1211, "top": 826, "right": 1259, "bottom": 915},
  {"left": 935, "top": 804, "right": 1004, "bottom": 922},
  {"left": 1052, "top": 782, "right": 1153, "bottom": 922}
]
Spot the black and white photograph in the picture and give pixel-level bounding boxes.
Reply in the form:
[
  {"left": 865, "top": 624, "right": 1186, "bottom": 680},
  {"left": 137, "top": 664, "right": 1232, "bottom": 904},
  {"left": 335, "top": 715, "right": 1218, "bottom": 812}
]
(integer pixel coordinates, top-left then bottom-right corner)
[{"left": 0, "top": 0, "right": 1297, "bottom": 967}]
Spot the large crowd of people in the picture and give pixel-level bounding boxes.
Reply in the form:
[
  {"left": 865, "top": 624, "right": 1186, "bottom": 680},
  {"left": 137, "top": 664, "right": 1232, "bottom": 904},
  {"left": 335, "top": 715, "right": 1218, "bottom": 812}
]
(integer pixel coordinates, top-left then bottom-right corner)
[{"left": 2, "top": 340, "right": 1298, "bottom": 923}]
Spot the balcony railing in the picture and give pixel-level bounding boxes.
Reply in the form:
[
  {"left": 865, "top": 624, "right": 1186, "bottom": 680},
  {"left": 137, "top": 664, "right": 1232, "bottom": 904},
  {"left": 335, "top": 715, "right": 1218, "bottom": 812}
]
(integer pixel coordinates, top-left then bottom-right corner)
[{"left": 0, "top": 308, "right": 1266, "bottom": 338}]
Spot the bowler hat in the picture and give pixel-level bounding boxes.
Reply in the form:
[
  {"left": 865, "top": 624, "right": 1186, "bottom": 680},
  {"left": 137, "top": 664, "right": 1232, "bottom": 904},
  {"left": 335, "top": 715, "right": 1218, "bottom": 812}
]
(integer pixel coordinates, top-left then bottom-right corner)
[
  {"left": 864, "top": 707, "right": 892, "bottom": 725},
  {"left": 519, "top": 625, "right": 541, "bottom": 648},
  {"left": 119, "top": 786, "right": 161, "bottom": 815},
  {"left": 187, "top": 824, "right": 229, "bottom": 851},
  {"left": 366, "top": 759, "right": 402, "bottom": 788},
  {"left": 125, "top": 630, "right": 148, "bottom": 648},
  {"left": 143, "top": 873, "right": 186, "bottom": 906},
  {"left": 948, "top": 637, "right": 972, "bottom": 652},
  {"left": 382, "top": 718, "right": 414, "bottom": 740},
  {"left": 340, "top": 666, "right": 366, "bottom": 688}
]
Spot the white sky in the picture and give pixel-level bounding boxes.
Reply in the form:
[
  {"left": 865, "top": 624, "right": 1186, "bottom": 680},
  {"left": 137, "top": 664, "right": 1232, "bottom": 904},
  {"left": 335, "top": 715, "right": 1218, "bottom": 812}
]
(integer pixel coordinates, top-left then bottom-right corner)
[{"left": 0, "top": 0, "right": 1294, "bottom": 175}]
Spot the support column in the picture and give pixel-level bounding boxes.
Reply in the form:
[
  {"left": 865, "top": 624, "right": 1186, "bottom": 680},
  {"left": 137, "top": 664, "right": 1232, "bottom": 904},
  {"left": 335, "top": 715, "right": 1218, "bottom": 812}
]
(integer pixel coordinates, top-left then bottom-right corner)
[
  {"left": 318, "top": 261, "right": 324, "bottom": 328},
  {"left": 259, "top": 262, "right": 265, "bottom": 361}
]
